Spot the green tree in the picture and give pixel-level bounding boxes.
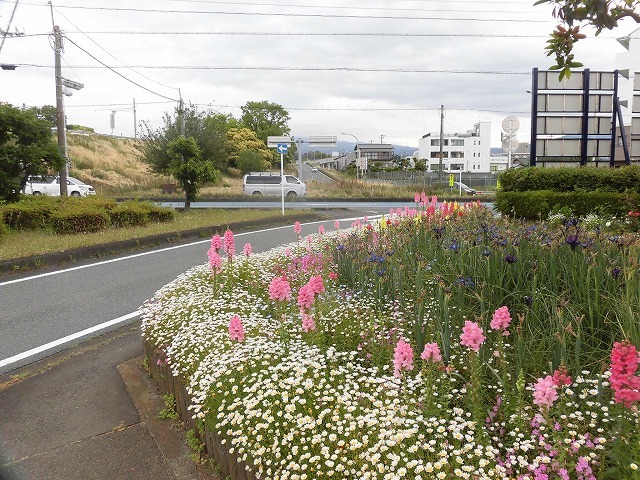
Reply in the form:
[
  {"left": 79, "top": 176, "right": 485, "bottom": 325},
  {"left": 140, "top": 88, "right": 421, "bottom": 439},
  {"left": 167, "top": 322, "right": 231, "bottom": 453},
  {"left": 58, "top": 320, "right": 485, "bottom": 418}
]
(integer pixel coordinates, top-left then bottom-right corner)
[
  {"left": 166, "top": 136, "right": 220, "bottom": 210},
  {"left": 236, "top": 149, "right": 269, "bottom": 175},
  {"left": 240, "top": 100, "right": 291, "bottom": 145},
  {"left": 139, "top": 103, "right": 227, "bottom": 175},
  {"left": 225, "top": 128, "right": 273, "bottom": 170},
  {"left": 537, "top": 0, "right": 640, "bottom": 79},
  {"left": 25, "top": 105, "right": 58, "bottom": 128},
  {"left": 0, "top": 103, "right": 63, "bottom": 202}
]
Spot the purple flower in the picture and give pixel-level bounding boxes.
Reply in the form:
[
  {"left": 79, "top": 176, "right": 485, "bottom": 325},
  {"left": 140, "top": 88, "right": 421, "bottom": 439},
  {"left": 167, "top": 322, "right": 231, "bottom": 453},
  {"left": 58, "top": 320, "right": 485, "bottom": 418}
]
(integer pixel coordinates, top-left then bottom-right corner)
[
  {"left": 565, "top": 234, "right": 580, "bottom": 249},
  {"left": 612, "top": 267, "right": 621, "bottom": 280},
  {"left": 504, "top": 254, "right": 517, "bottom": 264},
  {"left": 524, "top": 295, "right": 533, "bottom": 307}
]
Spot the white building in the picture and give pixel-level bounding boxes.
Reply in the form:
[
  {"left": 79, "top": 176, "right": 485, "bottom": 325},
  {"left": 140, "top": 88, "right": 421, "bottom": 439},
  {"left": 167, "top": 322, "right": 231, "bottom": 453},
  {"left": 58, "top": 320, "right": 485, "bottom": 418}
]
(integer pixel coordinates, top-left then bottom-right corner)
[{"left": 418, "top": 122, "right": 492, "bottom": 173}]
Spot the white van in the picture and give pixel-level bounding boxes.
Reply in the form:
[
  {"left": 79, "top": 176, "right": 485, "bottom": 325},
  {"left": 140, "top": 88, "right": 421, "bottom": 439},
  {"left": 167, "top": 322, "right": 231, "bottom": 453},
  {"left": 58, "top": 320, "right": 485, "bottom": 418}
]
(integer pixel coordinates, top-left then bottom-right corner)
[
  {"left": 23, "top": 175, "right": 96, "bottom": 197},
  {"left": 242, "top": 173, "right": 306, "bottom": 198}
]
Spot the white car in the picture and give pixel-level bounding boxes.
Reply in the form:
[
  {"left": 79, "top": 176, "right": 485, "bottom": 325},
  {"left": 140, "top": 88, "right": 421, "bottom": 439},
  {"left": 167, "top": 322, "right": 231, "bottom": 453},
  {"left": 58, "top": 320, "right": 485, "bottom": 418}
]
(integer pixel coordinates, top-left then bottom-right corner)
[{"left": 24, "top": 175, "right": 96, "bottom": 197}]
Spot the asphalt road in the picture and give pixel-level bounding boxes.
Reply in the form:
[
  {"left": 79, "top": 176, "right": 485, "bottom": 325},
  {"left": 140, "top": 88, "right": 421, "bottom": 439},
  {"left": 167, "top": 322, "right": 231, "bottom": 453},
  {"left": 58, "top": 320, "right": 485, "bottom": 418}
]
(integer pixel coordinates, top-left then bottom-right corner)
[{"left": 0, "top": 214, "right": 369, "bottom": 375}]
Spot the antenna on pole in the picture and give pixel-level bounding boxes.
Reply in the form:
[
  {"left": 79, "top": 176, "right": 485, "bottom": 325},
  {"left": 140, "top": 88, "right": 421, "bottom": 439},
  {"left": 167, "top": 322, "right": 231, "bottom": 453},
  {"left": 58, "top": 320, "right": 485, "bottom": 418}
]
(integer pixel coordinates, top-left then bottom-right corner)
[{"left": 501, "top": 116, "right": 520, "bottom": 169}]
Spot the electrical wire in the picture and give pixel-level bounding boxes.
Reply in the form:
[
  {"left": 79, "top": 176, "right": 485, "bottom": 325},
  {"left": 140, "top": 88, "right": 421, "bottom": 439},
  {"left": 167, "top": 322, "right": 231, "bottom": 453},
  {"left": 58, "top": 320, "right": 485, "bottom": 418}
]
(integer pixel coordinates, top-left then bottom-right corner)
[{"left": 62, "top": 36, "right": 179, "bottom": 101}]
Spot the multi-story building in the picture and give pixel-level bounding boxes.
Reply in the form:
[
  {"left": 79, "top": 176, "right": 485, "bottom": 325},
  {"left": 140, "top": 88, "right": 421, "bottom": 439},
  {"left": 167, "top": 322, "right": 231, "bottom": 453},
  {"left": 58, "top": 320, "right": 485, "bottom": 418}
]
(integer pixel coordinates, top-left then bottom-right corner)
[{"left": 418, "top": 122, "right": 492, "bottom": 173}]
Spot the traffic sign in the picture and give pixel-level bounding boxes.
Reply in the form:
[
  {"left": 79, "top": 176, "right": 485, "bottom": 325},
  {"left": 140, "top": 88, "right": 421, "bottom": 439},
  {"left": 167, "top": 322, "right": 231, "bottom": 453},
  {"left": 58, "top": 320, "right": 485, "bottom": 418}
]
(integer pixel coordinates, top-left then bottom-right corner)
[
  {"left": 449, "top": 174, "right": 454, "bottom": 187},
  {"left": 308, "top": 135, "right": 337, "bottom": 147},
  {"left": 276, "top": 143, "right": 288, "bottom": 154},
  {"left": 267, "top": 135, "right": 294, "bottom": 147}
]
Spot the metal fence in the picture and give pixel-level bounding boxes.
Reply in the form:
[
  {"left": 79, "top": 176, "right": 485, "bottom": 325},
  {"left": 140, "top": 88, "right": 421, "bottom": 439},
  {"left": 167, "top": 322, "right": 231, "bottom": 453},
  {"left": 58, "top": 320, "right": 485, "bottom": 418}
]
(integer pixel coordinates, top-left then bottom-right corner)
[{"left": 363, "top": 171, "right": 499, "bottom": 189}]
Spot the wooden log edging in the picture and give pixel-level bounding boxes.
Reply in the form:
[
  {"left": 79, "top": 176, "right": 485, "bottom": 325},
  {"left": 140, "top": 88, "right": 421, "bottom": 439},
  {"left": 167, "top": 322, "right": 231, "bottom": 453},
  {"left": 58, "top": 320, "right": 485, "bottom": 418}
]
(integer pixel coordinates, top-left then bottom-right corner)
[{"left": 145, "top": 341, "right": 258, "bottom": 480}]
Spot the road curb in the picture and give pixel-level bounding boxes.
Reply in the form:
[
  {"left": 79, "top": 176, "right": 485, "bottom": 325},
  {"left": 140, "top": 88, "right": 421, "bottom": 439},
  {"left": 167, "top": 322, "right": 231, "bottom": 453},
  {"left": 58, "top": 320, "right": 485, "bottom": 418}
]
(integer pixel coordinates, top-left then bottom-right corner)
[{"left": 118, "top": 356, "right": 218, "bottom": 480}]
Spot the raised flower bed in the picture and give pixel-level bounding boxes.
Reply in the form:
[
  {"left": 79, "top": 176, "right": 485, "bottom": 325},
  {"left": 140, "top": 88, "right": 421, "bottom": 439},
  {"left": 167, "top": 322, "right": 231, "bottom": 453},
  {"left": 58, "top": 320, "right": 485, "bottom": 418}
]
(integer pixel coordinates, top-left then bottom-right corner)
[{"left": 142, "top": 198, "right": 639, "bottom": 480}]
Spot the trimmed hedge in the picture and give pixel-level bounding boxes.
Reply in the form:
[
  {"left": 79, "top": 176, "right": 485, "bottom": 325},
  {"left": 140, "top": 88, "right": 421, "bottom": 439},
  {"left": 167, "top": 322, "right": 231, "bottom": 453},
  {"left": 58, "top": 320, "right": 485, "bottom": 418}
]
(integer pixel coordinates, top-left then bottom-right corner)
[
  {"left": 495, "top": 190, "right": 640, "bottom": 220},
  {"left": 2, "top": 197, "right": 61, "bottom": 230},
  {"left": 109, "top": 203, "right": 151, "bottom": 228},
  {"left": 498, "top": 166, "right": 640, "bottom": 194},
  {"left": 51, "top": 208, "right": 110, "bottom": 234}
]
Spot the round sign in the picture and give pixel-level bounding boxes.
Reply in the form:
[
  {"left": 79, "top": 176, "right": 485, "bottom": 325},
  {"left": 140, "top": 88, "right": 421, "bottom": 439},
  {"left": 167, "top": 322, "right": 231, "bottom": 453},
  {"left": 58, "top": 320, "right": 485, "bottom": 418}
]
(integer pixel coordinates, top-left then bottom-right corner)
[
  {"left": 502, "top": 116, "right": 520, "bottom": 134},
  {"left": 502, "top": 137, "right": 520, "bottom": 152}
]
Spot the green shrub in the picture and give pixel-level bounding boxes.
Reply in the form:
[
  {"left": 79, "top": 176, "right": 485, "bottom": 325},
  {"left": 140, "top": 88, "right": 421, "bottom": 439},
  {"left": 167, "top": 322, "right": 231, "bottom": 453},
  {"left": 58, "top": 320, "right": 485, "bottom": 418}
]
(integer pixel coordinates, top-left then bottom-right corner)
[
  {"left": 0, "top": 220, "right": 8, "bottom": 240},
  {"left": 147, "top": 206, "right": 176, "bottom": 223},
  {"left": 109, "top": 203, "right": 150, "bottom": 228},
  {"left": 496, "top": 190, "right": 640, "bottom": 219},
  {"left": 51, "top": 208, "right": 110, "bottom": 234},
  {"left": 2, "top": 197, "right": 61, "bottom": 230},
  {"left": 498, "top": 166, "right": 640, "bottom": 194}
]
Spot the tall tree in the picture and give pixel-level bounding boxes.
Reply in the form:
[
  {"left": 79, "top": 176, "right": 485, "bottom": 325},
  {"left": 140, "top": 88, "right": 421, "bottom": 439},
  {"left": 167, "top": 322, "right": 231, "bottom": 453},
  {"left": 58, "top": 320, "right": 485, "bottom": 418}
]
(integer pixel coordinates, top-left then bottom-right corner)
[
  {"left": 25, "top": 105, "right": 58, "bottom": 128},
  {"left": 537, "top": 0, "right": 640, "bottom": 78},
  {"left": 0, "top": 103, "right": 63, "bottom": 202},
  {"left": 139, "top": 103, "right": 227, "bottom": 175},
  {"left": 225, "top": 128, "right": 273, "bottom": 170},
  {"left": 240, "top": 101, "right": 291, "bottom": 145},
  {"left": 166, "top": 136, "right": 220, "bottom": 210}
]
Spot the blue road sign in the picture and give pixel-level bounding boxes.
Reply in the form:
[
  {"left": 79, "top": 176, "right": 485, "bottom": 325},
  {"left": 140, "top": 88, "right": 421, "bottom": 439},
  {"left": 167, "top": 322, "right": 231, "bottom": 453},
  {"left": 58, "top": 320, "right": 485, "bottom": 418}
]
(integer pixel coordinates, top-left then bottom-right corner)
[{"left": 276, "top": 143, "right": 288, "bottom": 154}]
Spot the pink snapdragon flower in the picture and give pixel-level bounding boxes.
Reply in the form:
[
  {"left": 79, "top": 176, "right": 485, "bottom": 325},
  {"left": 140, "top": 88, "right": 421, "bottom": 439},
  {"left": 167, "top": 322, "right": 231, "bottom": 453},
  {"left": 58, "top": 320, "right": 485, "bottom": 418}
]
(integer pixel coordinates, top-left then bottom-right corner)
[
  {"left": 552, "top": 365, "right": 572, "bottom": 387},
  {"left": 243, "top": 242, "right": 252, "bottom": 257},
  {"left": 228, "top": 314, "right": 245, "bottom": 342},
  {"left": 414, "top": 192, "right": 421, "bottom": 203},
  {"left": 294, "top": 221, "right": 302, "bottom": 236},
  {"left": 420, "top": 342, "right": 442, "bottom": 363},
  {"left": 334, "top": 220, "right": 340, "bottom": 230},
  {"left": 207, "top": 248, "right": 222, "bottom": 273},
  {"left": 223, "top": 229, "right": 235, "bottom": 257},
  {"left": 307, "top": 275, "right": 325, "bottom": 295},
  {"left": 490, "top": 305, "right": 512, "bottom": 332},
  {"left": 460, "top": 320, "right": 485, "bottom": 352},
  {"left": 301, "top": 313, "right": 316, "bottom": 332},
  {"left": 210, "top": 234, "right": 222, "bottom": 251},
  {"left": 533, "top": 375, "right": 558, "bottom": 410},
  {"left": 318, "top": 225, "right": 325, "bottom": 235},
  {"left": 297, "top": 284, "right": 315, "bottom": 310},
  {"left": 609, "top": 340, "right": 640, "bottom": 406},
  {"left": 268, "top": 276, "right": 291, "bottom": 301},
  {"left": 393, "top": 339, "right": 414, "bottom": 377}
]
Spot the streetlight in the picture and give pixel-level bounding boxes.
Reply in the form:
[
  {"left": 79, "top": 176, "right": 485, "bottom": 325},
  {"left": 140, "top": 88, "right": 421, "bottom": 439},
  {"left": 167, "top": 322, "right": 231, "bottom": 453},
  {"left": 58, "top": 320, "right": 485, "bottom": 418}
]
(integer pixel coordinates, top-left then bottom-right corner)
[{"left": 341, "top": 132, "right": 359, "bottom": 180}]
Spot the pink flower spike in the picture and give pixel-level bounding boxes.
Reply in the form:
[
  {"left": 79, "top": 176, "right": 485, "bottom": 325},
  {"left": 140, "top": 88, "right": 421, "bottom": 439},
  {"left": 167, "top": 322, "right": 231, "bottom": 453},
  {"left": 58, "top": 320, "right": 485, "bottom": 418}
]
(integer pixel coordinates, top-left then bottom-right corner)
[
  {"left": 609, "top": 341, "right": 640, "bottom": 406},
  {"left": 294, "top": 221, "right": 302, "bottom": 236},
  {"left": 210, "top": 234, "right": 222, "bottom": 251},
  {"left": 223, "top": 229, "right": 235, "bottom": 256},
  {"left": 490, "top": 306, "right": 512, "bottom": 331},
  {"left": 460, "top": 320, "right": 485, "bottom": 352},
  {"left": 207, "top": 248, "right": 222, "bottom": 273},
  {"left": 552, "top": 366, "right": 572, "bottom": 387},
  {"left": 393, "top": 339, "right": 414, "bottom": 377},
  {"left": 243, "top": 243, "right": 252, "bottom": 257},
  {"left": 297, "top": 284, "right": 315, "bottom": 310},
  {"left": 228, "top": 314, "right": 245, "bottom": 342},
  {"left": 301, "top": 313, "right": 316, "bottom": 332},
  {"left": 268, "top": 276, "right": 291, "bottom": 301},
  {"left": 414, "top": 192, "right": 420, "bottom": 203},
  {"left": 334, "top": 220, "right": 340, "bottom": 230},
  {"left": 318, "top": 225, "right": 325, "bottom": 235},
  {"left": 533, "top": 375, "right": 558, "bottom": 410},
  {"left": 420, "top": 342, "right": 442, "bottom": 363}
]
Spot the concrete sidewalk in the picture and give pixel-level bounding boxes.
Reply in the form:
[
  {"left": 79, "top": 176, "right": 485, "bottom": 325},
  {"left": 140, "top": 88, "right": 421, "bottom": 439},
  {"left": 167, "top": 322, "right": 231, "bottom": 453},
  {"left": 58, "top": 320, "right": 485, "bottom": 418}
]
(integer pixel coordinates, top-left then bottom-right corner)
[{"left": 0, "top": 323, "right": 216, "bottom": 480}]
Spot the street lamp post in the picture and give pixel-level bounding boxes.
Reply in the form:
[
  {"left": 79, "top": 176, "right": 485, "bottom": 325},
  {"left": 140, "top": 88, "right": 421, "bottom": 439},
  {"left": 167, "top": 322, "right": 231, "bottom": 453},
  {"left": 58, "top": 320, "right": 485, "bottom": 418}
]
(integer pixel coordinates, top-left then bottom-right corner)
[{"left": 341, "top": 133, "right": 359, "bottom": 180}]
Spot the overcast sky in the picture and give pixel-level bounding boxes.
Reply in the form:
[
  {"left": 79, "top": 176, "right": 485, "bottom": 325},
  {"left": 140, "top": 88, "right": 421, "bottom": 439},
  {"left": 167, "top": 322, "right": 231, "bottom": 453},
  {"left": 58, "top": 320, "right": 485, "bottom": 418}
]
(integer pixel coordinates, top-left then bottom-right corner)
[{"left": 0, "top": 0, "right": 637, "bottom": 149}]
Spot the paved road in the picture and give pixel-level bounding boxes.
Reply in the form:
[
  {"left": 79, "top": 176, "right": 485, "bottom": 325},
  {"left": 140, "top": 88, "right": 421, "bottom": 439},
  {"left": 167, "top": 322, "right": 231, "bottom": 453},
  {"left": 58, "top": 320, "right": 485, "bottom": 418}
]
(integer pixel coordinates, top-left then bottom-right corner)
[{"left": 0, "top": 213, "right": 371, "bottom": 375}]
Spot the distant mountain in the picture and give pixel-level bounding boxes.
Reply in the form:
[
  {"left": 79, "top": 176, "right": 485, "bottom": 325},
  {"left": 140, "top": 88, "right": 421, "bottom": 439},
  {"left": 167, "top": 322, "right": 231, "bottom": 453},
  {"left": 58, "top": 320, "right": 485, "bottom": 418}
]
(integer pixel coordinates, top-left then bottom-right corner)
[{"left": 301, "top": 140, "right": 418, "bottom": 157}]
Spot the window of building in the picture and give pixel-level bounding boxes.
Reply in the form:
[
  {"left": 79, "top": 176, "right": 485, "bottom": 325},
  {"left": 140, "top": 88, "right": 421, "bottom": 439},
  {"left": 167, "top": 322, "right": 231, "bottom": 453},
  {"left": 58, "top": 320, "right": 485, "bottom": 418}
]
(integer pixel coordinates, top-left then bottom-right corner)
[
  {"left": 430, "top": 152, "right": 448, "bottom": 158},
  {"left": 450, "top": 139, "right": 464, "bottom": 146},
  {"left": 450, "top": 151, "right": 464, "bottom": 158},
  {"left": 490, "top": 165, "right": 499, "bottom": 172},
  {"left": 450, "top": 164, "right": 463, "bottom": 171},
  {"left": 430, "top": 139, "right": 449, "bottom": 146}
]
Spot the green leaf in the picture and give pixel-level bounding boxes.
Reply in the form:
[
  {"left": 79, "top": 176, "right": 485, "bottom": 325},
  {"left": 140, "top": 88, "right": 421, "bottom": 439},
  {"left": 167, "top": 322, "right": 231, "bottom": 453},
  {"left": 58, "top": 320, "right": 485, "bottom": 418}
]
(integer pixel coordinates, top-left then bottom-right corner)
[
  {"left": 569, "top": 61, "right": 584, "bottom": 68},
  {"left": 533, "top": 0, "right": 549, "bottom": 5},
  {"left": 549, "top": 64, "right": 562, "bottom": 70}
]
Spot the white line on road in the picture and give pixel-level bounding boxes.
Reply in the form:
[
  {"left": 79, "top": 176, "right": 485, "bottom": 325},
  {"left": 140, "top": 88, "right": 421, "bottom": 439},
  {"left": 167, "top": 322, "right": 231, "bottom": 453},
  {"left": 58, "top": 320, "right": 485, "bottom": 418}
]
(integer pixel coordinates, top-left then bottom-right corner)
[
  {"left": 0, "top": 310, "right": 141, "bottom": 371},
  {"left": 0, "top": 215, "right": 377, "bottom": 287},
  {"left": 0, "top": 215, "right": 381, "bottom": 371}
]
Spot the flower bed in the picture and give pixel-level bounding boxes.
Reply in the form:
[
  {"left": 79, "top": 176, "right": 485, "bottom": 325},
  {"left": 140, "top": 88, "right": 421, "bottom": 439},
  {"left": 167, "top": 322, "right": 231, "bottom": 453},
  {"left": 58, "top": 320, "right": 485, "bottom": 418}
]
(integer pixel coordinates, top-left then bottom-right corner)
[{"left": 141, "top": 198, "right": 640, "bottom": 480}]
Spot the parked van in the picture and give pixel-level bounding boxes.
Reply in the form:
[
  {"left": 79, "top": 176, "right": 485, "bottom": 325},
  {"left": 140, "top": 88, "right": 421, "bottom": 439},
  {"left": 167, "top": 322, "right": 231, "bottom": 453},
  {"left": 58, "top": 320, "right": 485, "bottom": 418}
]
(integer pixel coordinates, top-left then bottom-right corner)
[
  {"left": 242, "top": 173, "right": 306, "bottom": 198},
  {"left": 23, "top": 175, "right": 96, "bottom": 197}
]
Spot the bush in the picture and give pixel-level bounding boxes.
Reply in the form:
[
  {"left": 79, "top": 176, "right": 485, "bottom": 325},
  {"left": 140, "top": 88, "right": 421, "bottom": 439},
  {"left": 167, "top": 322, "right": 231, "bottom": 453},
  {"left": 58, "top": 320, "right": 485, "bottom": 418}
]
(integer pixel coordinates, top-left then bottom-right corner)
[
  {"left": 2, "top": 197, "right": 61, "bottom": 230},
  {"left": 109, "top": 202, "right": 150, "bottom": 228},
  {"left": 51, "top": 208, "right": 110, "bottom": 234},
  {"left": 147, "top": 206, "right": 175, "bottom": 223},
  {"left": 495, "top": 190, "right": 640, "bottom": 219},
  {"left": 0, "top": 220, "right": 7, "bottom": 240}
]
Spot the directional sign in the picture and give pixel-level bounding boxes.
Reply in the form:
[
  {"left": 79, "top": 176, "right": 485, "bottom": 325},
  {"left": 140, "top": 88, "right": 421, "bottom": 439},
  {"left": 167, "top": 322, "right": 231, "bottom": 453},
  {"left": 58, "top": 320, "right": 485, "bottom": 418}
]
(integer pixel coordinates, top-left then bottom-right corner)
[
  {"left": 308, "top": 135, "right": 337, "bottom": 147},
  {"left": 267, "top": 135, "right": 294, "bottom": 147},
  {"left": 276, "top": 143, "right": 288, "bottom": 154}
]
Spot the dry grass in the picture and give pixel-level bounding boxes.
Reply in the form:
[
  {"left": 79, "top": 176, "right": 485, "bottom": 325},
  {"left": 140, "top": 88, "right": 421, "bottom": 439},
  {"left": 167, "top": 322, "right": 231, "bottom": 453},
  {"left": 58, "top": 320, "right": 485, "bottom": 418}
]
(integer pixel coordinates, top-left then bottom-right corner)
[{"left": 0, "top": 208, "right": 307, "bottom": 261}]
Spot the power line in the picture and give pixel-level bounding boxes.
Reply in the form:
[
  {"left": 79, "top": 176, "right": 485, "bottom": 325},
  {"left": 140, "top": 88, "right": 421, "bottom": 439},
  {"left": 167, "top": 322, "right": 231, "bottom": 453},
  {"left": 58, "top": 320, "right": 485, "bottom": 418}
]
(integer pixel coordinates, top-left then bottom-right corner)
[
  {"left": 39, "top": 31, "right": 557, "bottom": 38},
  {"left": 62, "top": 36, "right": 179, "bottom": 101},
  {"left": 13, "top": 63, "right": 531, "bottom": 74},
  {"left": 53, "top": 7, "right": 179, "bottom": 92},
  {"left": 28, "top": 4, "right": 552, "bottom": 22}
]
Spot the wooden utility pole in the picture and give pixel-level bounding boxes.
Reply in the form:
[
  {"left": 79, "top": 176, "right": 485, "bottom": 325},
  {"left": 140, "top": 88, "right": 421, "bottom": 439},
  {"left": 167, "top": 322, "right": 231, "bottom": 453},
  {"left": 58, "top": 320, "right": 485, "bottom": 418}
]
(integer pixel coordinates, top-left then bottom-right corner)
[{"left": 53, "top": 24, "right": 68, "bottom": 196}]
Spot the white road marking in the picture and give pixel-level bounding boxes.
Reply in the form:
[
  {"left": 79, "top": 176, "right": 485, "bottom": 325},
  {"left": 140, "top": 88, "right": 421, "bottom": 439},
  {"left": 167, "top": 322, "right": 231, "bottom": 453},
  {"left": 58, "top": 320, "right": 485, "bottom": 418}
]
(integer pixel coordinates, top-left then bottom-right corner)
[
  {"left": 0, "top": 310, "right": 141, "bottom": 371},
  {"left": 0, "top": 215, "right": 382, "bottom": 371}
]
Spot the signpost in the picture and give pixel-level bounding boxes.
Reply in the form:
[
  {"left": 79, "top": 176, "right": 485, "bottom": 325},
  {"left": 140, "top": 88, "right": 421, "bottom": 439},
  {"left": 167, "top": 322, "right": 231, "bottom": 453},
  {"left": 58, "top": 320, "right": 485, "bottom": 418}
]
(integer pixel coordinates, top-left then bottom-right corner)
[{"left": 267, "top": 136, "right": 294, "bottom": 215}]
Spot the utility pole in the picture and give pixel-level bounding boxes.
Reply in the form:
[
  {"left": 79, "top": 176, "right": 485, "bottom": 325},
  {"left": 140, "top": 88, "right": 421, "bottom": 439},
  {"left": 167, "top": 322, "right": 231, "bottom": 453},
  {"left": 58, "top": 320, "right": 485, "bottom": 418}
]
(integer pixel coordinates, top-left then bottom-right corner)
[
  {"left": 133, "top": 98, "right": 137, "bottom": 138},
  {"left": 438, "top": 105, "right": 445, "bottom": 185},
  {"left": 178, "top": 89, "right": 185, "bottom": 136},
  {"left": 53, "top": 24, "right": 68, "bottom": 196}
]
